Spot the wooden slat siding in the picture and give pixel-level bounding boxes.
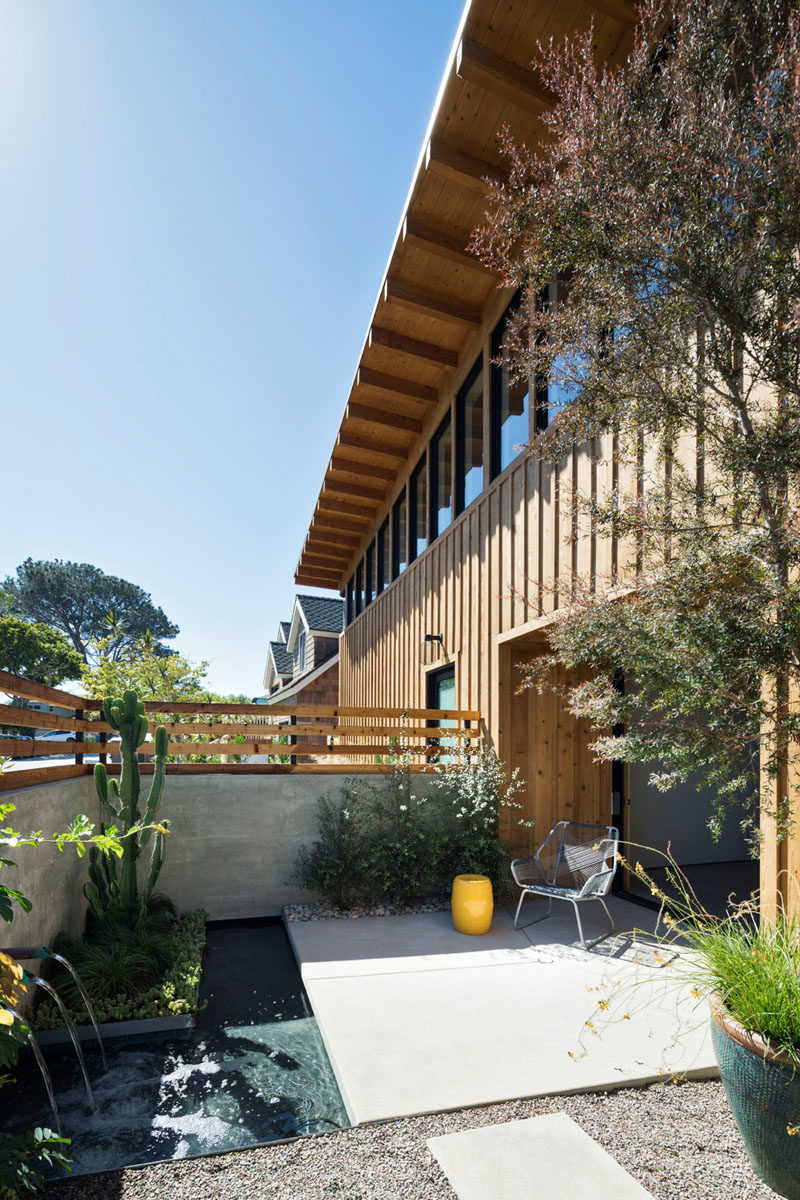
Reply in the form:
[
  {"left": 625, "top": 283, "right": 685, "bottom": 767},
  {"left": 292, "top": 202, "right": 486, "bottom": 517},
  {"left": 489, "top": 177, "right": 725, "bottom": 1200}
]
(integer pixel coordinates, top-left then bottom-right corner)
[
  {"left": 132, "top": 742, "right": 455, "bottom": 759},
  {"left": 595, "top": 433, "right": 615, "bottom": 587},
  {"left": 0, "top": 705, "right": 106, "bottom": 733},
  {"left": 0, "top": 764, "right": 93, "bottom": 791},
  {"left": 576, "top": 441, "right": 594, "bottom": 587},
  {"left": 0, "top": 740, "right": 98, "bottom": 757},
  {"left": 0, "top": 671, "right": 102, "bottom": 711}
]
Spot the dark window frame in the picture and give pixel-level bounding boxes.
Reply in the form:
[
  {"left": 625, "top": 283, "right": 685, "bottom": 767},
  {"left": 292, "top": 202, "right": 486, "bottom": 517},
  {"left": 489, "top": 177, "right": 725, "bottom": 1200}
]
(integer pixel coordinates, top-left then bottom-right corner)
[
  {"left": 429, "top": 410, "right": 453, "bottom": 543},
  {"left": 491, "top": 289, "right": 538, "bottom": 479},
  {"left": 364, "top": 540, "right": 375, "bottom": 608},
  {"left": 392, "top": 489, "right": 408, "bottom": 579},
  {"left": 408, "top": 451, "right": 428, "bottom": 564},
  {"left": 346, "top": 575, "right": 355, "bottom": 625},
  {"left": 455, "top": 354, "right": 484, "bottom": 516},
  {"left": 376, "top": 517, "right": 390, "bottom": 595},
  {"left": 354, "top": 560, "right": 363, "bottom": 616}
]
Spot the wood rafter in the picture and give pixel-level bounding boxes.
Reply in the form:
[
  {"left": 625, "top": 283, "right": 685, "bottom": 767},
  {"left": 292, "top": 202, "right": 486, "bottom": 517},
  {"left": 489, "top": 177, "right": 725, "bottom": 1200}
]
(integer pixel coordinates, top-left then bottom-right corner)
[
  {"left": 456, "top": 36, "right": 557, "bottom": 114},
  {"left": 319, "top": 494, "right": 379, "bottom": 518},
  {"left": 303, "top": 552, "right": 351, "bottom": 568},
  {"left": 425, "top": 136, "right": 506, "bottom": 194},
  {"left": 312, "top": 512, "right": 369, "bottom": 535},
  {"left": 325, "top": 478, "right": 386, "bottom": 503},
  {"left": 369, "top": 325, "right": 458, "bottom": 368},
  {"left": 402, "top": 214, "right": 493, "bottom": 274},
  {"left": 337, "top": 430, "right": 409, "bottom": 460},
  {"left": 346, "top": 400, "right": 422, "bottom": 434},
  {"left": 383, "top": 277, "right": 481, "bottom": 328},
  {"left": 356, "top": 365, "right": 438, "bottom": 405},
  {"left": 329, "top": 455, "right": 395, "bottom": 482},
  {"left": 585, "top": 0, "right": 638, "bottom": 24}
]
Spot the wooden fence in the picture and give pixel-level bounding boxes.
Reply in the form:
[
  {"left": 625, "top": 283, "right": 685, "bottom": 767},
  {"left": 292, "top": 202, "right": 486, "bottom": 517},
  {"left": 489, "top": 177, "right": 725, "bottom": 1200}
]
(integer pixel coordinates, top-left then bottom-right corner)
[{"left": 0, "top": 670, "right": 481, "bottom": 790}]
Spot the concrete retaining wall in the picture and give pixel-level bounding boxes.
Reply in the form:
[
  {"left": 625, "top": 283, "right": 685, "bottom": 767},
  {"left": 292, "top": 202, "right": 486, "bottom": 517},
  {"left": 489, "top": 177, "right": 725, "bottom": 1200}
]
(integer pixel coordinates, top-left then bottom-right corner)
[
  {"left": 1, "top": 775, "right": 96, "bottom": 948},
  {"left": 1, "top": 771, "right": 433, "bottom": 937}
]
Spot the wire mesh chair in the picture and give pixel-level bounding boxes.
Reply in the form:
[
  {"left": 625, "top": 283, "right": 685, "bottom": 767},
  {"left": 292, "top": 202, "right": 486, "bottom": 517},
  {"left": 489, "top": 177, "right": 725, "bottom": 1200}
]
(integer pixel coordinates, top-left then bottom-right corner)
[{"left": 511, "top": 821, "right": 620, "bottom": 948}]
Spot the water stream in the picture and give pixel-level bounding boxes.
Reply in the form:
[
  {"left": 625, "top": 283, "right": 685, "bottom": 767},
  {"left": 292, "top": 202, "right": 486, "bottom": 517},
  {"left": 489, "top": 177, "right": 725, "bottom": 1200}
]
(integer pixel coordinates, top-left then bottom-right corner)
[{"left": 0, "top": 919, "right": 348, "bottom": 1178}]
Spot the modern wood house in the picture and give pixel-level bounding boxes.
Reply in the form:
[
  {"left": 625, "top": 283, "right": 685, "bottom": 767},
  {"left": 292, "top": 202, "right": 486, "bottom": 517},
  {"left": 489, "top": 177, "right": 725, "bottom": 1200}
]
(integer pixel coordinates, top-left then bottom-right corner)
[{"left": 293, "top": 0, "right": 766, "bottom": 910}]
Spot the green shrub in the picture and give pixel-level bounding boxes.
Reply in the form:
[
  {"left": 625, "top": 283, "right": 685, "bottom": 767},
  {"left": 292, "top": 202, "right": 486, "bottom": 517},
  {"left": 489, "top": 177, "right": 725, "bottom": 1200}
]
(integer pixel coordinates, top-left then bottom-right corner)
[
  {"left": 294, "top": 749, "right": 526, "bottom": 908},
  {"left": 32, "top": 910, "right": 206, "bottom": 1028}
]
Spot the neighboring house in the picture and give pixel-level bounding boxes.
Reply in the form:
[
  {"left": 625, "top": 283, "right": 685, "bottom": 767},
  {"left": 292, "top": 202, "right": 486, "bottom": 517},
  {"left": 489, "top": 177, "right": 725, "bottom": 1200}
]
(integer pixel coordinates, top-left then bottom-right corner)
[
  {"left": 262, "top": 595, "right": 343, "bottom": 708},
  {"left": 292, "top": 0, "right": 752, "bottom": 908}
]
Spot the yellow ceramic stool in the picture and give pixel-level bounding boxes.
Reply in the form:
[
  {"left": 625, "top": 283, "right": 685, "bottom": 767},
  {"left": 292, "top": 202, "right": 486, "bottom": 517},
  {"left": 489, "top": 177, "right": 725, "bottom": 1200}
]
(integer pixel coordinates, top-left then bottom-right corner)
[{"left": 451, "top": 874, "right": 493, "bottom": 935}]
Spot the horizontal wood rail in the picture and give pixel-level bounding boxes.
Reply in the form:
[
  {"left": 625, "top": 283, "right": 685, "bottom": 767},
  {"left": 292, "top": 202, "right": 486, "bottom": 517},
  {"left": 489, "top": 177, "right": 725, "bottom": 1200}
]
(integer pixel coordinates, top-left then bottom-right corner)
[{"left": 0, "top": 670, "right": 482, "bottom": 788}]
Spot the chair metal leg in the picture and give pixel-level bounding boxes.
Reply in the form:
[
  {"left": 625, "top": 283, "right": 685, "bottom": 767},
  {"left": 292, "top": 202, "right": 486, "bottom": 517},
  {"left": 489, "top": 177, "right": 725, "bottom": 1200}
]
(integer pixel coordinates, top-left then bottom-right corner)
[
  {"left": 514, "top": 890, "right": 552, "bottom": 930},
  {"left": 573, "top": 896, "right": 615, "bottom": 950}
]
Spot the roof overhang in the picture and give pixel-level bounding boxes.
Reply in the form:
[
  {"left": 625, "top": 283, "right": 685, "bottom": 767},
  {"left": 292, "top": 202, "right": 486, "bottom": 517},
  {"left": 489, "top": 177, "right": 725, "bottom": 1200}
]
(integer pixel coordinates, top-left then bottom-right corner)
[{"left": 294, "top": 0, "right": 636, "bottom": 591}]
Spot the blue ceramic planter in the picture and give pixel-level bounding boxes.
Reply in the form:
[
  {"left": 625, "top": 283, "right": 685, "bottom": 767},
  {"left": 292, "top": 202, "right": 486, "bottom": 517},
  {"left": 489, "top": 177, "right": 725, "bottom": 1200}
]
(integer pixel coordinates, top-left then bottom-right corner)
[{"left": 711, "top": 1004, "right": 800, "bottom": 1200}]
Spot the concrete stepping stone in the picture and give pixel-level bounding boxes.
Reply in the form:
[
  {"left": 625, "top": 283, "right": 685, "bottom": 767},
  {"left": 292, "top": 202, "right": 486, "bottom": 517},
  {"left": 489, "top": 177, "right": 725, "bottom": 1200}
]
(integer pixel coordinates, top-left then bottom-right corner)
[{"left": 427, "top": 1112, "right": 655, "bottom": 1200}]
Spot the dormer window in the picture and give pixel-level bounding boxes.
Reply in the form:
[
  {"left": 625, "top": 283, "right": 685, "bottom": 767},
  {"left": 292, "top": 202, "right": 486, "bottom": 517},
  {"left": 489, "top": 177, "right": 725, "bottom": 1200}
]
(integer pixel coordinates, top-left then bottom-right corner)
[{"left": 297, "top": 629, "right": 307, "bottom": 671}]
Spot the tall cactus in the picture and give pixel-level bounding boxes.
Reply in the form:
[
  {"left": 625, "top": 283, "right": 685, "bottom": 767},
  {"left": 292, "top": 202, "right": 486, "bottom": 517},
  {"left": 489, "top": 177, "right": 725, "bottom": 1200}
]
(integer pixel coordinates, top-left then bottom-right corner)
[{"left": 85, "top": 690, "right": 170, "bottom": 925}]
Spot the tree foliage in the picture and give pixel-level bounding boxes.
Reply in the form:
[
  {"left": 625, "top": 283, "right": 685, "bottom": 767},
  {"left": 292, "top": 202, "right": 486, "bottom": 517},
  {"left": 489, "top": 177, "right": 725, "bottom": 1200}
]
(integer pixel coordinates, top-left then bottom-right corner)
[
  {"left": 473, "top": 0, "right": 800, "bottom": 831},
  {"left": 0, "top": 616, "right": 83, "bottom": 685},
  {"left": 3, "top": 559, "right": 178, "bottom": 663}
]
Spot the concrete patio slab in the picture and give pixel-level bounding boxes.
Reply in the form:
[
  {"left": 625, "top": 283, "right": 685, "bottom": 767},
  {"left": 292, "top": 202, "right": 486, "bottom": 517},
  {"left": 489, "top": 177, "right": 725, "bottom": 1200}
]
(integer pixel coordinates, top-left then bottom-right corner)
[
  {"left": 427, "top": 1112, "right": 655, "bottom": 1200},
  {"left": 289, "top": 897, "right": 717, "bottom": 1124}
]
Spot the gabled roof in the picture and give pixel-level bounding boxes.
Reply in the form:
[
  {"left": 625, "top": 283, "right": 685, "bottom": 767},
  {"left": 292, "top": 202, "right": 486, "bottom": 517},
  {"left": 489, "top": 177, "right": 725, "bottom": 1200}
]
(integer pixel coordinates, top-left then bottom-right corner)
[
  {"left": 278, "top": 621, "right": 291, "bottom": 643},
  {"left": 294, "top": 0, "right": 635, "bottom": 591},
  {"left": 270, "top": 640, "right": 293, "bottom": 675},
  {"left": 296, "top": 594, "right": 345, "bottom": 634},
  {"left": 263, "top": 638, "right": 294, "bottom": 691}
]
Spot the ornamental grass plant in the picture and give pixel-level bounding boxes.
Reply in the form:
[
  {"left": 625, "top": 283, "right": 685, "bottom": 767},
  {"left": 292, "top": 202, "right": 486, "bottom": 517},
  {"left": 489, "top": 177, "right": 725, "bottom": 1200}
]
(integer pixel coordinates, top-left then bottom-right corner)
[{"left": 629, "top": 852, "right": 800, "bottom": 1065}]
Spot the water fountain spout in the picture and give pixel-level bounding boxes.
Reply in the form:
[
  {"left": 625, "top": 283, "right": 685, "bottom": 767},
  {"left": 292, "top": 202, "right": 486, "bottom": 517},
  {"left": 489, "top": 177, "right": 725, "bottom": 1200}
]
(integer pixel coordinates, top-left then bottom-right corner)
[
  {"left": 25, "top": 975, "right": 96, "bottom": 1111},
  {"left": 2, "top": 1006, "right": 62, "bottom": 1134},
  {"left": 43, "top": 950, "right": 107, "bottom": 1071}
]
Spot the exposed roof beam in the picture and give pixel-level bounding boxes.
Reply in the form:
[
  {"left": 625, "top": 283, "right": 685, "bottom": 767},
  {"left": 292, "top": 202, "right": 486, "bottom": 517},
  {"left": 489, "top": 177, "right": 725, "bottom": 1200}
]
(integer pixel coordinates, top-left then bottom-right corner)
[
  {"left": 312, "top": 511, "right": 370, "bottom": 535},
  {"left": 356, "top": 365, "right": 438, "bottom": 406},
  {"left": 383, "top": 277, "right": 481, "bottom": 328},
  {"left": 303, "top": 552, "right": 351, "bottom": 568},
  {"left": 346, "top": 400, "right": 423, "bottom": 434},
  {"left": 368, "top": 325, "right": 459, "bottom": 369},
  {"left": 585, "top": 0, "right": 638, "bottom": 24},
  {"left": 425, "top": 136, "right": 506, "bottom": 194},
  {"left": 317, "top": 496, "right": 376, "bottom": 519},
  {"left": 295, "top": 571, "right": 342, "bottom": 588},
  {"left": 402, "top": 214, "right": 494, "bottom": 274},
  {"left": 305, "top": 533, "right": 360, "bottom": 553},
  {"left": 326, "top": 478, "right": 386, "bottom": 503},
  {"left": 456, "top": 36, "right": 557, "bottom": 114},
  {"left": 337, "top": 430, "right": 409, "bottom": 460},
  {"left": 330, "top": 454, "right": 395, "bottom": 482}
]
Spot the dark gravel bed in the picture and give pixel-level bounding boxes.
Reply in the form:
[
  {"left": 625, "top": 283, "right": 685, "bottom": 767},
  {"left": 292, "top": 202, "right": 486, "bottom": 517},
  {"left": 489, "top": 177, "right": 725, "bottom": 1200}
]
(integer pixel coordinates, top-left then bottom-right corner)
[{"left": 46, "top": 1078, "right": 780, "bottom": 1199}]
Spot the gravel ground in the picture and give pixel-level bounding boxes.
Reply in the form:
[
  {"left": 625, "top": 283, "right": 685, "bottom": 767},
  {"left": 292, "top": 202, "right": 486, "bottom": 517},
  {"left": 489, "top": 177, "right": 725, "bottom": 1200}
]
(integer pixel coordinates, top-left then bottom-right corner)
[{"left": 47, "top": 1079, "right": 780, "bottom": 1200}]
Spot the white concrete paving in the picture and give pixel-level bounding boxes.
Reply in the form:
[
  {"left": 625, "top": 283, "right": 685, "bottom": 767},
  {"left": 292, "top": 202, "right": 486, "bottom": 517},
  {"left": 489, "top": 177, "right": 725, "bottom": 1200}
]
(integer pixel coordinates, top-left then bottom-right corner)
[
  {"left": 427, "top": 1112, "right": 656, "bottom": 1200},
  {"left": 288, "top": 897, "right": 717, "bottom": 1125}
]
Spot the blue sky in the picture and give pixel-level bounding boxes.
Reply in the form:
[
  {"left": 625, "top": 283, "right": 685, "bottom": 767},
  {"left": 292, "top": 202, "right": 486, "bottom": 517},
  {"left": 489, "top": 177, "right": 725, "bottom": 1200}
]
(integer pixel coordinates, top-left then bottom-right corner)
[{"left": 1, "top": 0, "right": 465, "bottom": 695}]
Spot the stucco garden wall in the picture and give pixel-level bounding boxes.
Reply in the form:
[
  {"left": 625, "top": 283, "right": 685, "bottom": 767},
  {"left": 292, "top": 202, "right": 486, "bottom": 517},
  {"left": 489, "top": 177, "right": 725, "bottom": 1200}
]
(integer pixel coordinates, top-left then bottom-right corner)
[{"left": 1, "top": 771, "right": 438, "bottom": 940}]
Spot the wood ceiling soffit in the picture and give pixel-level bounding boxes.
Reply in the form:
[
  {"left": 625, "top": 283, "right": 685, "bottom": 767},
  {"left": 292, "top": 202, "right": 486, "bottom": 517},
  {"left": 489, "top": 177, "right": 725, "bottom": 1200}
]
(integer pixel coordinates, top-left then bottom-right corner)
[
  {"left": 355, "top": 366, "right": 438, "bottom": 405},
  {"left": 402, "top": 214, "right": 495, "bottom": 275},
  {"left": 319, "top": 494, "right": 379, "bottom": 517},
  {"left": 312, "top": 509, "right": 370, "bottom": 530},
  {"left": 456, "top": 36, "right": 557, "bottom": 114},
  {"left": 306, "top": 537, "right": 360, "bottom": 556},
  {"left": 368, "top": 326, "right": 459, "bottom": 368},
  {"left": 295, "top": 562, "right": 342, "bottom": 578},
  {"left": 325, "top": 478, "right": 386, "bottom": 503},
  {"left": 329, "top": 455, "right": 395, "bottom": 482},
  {"left": 585, "top": 0, "right": 637, "bottom": 25},
  {"left": 345, "top": 401, "right": 422, "bottom": 434},
  {"left": 383, "top": 278, "right": 481, "bottom": 329},
  {"left": 303, "top": 551, "right": 351, "bottom": 567},
  {"left": 425, "top": 137, "right": 507, "bottom": 195},
  {"left": 336, "top": 430, "right": 409, "bottom": 460}
]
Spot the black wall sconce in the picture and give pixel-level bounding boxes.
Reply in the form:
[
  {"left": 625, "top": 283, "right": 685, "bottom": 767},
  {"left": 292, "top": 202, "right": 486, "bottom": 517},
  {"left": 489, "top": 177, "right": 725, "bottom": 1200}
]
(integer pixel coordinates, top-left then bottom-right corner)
[{"left": 420, "top": 632, "right": 444, "bottom": 665}]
